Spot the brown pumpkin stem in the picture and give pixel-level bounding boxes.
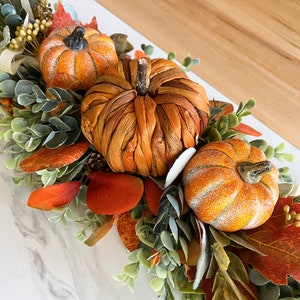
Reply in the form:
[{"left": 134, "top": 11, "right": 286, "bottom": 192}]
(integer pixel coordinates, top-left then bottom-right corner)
[
  {"left": 237, "top": 160, "right": 272, "bottom": 184},
  {"left": 64, "top": 26, "right": 88, "bottom": 50},
  {"left": 136, "top": 58, "right": 148, "bottom": 95}
]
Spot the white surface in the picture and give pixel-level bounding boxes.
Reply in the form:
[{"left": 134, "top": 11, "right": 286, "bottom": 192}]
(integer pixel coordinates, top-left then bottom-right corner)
[{"left": 0, "top": 0, "right": 299, "bottom": 299}]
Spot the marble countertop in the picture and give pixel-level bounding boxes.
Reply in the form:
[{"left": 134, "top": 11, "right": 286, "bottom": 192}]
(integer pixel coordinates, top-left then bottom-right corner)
[{"left": 1, "top": 0, "right": 299, "bottom": 299}]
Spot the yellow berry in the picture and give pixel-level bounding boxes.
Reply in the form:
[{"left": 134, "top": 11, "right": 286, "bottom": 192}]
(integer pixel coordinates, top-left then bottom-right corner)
[
  {"left": 294, "top": 213, "right": 300, "bottom": 221},
  {"left": 41, "top": 19, "right": 47, "bottom": 25},
  {"left": 26, "top": 35, "right": 33, "bottom": 42},
  {"left": 294, "top": 220, "right": 300, "bottom": 227},
  {"left": 286, "top": 213, "right": 292, "bottom": 221},
  {"left": 32, "top": 29, "right": 39, "bottom": 36},
  {"left": 19, "top": 29, "right": 26, "bottom": 37},
  {"left": 291, "top": 210, "right": 296, "bottom": 217},
  {"left": 27, "top": 23, "right": 33, "bottom": 29},
  {"left": 40, "top": 24, "right": 45, "bottom": 31},
  {"left": 17, "top": 36, "right": 23, "bottom": 42},
  {"left": 283, "top": 205, "right": 290, "bottom": 213}
]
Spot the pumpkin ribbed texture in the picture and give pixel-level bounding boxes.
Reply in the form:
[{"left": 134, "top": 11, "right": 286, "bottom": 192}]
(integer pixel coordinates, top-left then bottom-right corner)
[
  {"left": 81, "top": 57, "right": 210, "bottom": 177},
  {"left": 38, "top": 25, "right": 118, "bottom": 90},
  {"left": 182, "top": 139, "right": 279, "bottom": 232}
]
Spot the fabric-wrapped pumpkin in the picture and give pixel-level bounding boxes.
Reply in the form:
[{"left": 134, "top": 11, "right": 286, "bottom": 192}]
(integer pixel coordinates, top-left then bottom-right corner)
[
  {"left": 182, "top": 138, "right": 279, "bottom": 232},
  {"left": 81, "top": 57, "right": 210, "bottom": 176},
  {"left": 38, "top": 25, "right": 118, "bottom": 90}
]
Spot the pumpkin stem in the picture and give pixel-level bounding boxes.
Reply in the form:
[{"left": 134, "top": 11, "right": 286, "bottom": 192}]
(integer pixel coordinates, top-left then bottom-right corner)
[
  {"left": 237, "top": 160, "right": 272, "bottom": 184},
  {"left": 64, "top": 26, "right": 88, "bottom": 50},
  {"left": 136, "top": 58, "right": 148, "bottom": 95}
]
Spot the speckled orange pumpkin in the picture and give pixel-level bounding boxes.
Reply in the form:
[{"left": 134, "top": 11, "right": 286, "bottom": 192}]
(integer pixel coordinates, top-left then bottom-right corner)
[
  {"left": 182, "top": 138, "right": 279, "bottom": 232},
  {"left": 81, "top": 57, "right": 210, "bottom": 177},
  {"left": 38, "top": 25, "right": 118, "bottom": 90}
]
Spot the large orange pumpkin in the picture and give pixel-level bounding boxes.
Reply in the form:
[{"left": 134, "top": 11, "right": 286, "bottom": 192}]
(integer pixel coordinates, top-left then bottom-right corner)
[
  {"left": 182, "top": 138, "right": 279, "bottom": 232},
  {"left": 38, "top": 25, "right": 118, "bottom": 90},
  {"left": 81, "top": 57, "right": 210, "bottom": 177}
]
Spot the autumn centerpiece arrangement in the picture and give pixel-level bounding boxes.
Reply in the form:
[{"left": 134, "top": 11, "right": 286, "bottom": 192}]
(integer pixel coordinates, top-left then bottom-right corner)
[{"left": 0, "top": 1, "right": 299, "bottom": 299}]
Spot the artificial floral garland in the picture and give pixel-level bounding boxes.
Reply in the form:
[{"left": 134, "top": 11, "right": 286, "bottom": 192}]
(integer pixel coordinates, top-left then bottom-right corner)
[{"left": 0, "top": 1, "right": 299, "bottom": 299}]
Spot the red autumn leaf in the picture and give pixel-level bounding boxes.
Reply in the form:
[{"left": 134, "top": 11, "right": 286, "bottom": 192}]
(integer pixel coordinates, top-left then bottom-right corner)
[
  {"left": 237, "top": 197, "right": 300, "bottom": 285},
  {"left": 51, "top": 2, "right": 76, "bottom": 31},
  {"left": 27, "top": 181, "right": 81, "bottom": 210},
  {"left": 86, "top": 172, "right": 144, "bottom": 215},
  {"left": 232, "top": 123, "right": 262, "bottom": 137},
  {"left": 117, "top": 212, "right": 141, "bottom": 252},
  {"left": 19, "top": 140, "right": 90, "bottom": 172},
  {"left": 144, "top": 177, "right": 163, "bottom": 215}
]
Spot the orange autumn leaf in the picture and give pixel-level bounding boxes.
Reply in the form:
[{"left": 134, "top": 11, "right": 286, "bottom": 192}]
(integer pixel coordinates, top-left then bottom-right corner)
[
  {"left": 27, "top": 181, "right": 81, "bottom": 210},
  {"left": 134, "top": 50, "right": 147, "bottom": 59},
  {"left": 144, "top": 177, "right": 163, "bottom": 215},
  {"left": 117, "top": 212, "right": 140, "bottom": 252},
  {"left": 232, "top": 123, "right": 262, "bottom": 137},
  {"left": 85, "top": 216, "right": 116, "bottom": 246},
  {"left": 19, "top": 140, "right": 90, "bottom": 172},
  {"left": 86, "top": 172, "right": 144, "bottom": 215},
  {"left": 237, "top": 197, "right": 300, "bottom": 285}
]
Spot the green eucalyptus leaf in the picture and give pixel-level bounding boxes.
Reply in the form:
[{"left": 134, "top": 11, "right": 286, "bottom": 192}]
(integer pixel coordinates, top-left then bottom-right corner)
[
  {"left": 32, "top": 102, "right": 45, "bottom": 113},
  {"left": 155, "top": 263, "right": 167, "bottom": 279},
  {"left": 274, "top": 142, "right": 285, "bottom": 153},
  {"left": 249, "top": 268, "right": 270, "bottom": 286},
  {"left": 169, "top": 216, "right": 178, "bottom": 243},
  {"left": 24, "top": 136, "right": 42, "bottom": 152},
  {"left": 167, "top": 194, "right": 180, "bottom": 217},
  {"left": 167, "top": 249, "right": 181, "bottom": 266},
  {"left": 49, "top": 117, "right": 72, "bottom": 131},
  {"left": 264, "top": 145, "right": 275, "bottom": 159},
  {"left": 176, "top": 219, "right": 192, "bottom": 241},
  {"left": 244, "top": 98, "right": 256, "bottom": 110},
  {"left": 167, "top": 51, "right": 176, "bottom": 60},
  {"left": 3, "top": 128, "right": 13, "bottom": 140},
  {"left": 5, "top": 156, "right": 20, "bottom": 169},
  {"left": 258, "top": 282, "right": 280, "bottom": 300},
  {"left": 64, "top": 207, "right": 74, "bottom": 222},
  {"left": 17, "top": 93, "right": 36, "bottom": 106},
  {"left": 160, "top": 230, "right": 174, "bottom": 251},
  {"left": 0, "top": 79, "right": 17, "bottom": 98},
  {"left": 227, "top": 113, "right": 239, "bottom": 128},
  {"left": 209, "top": 226, "right": 230, "bottom": 247},
  {"left": 11, "top": 117, "right": 28, "bottom": 132},
  {"left": 44, "top": 131, "right": 68, "bottom": 149},
  {"left": 122, "top": 263, "right": 139, "bottom": 279},
  {"left": 179, "top": 235, "right": 188, "bottom": 261},
  {"left": 149, "top": 277, "right": 165, "bottom": 292},
  {"left": 250, "top": 139, "right": 268, "bottom": 152},
  {"left": 32, "top": 85, "right": 46, "bottom": 100},
  {"left": 42, "top": 100, "right": 60, "bottom": 112},
  {"left": 212, "top": 243, "right": 230, "bottom": 271},
  {"left": 46, "top": 87, "right": 62, "bottom": 101},
  {"left": 15, "top": 80, "right": 35, "bottom": 96},
  {"left": 136, "top": 249, "right": 151, "bottom": 269},
  {"left": 12, "top": 131, "right": 29, "bottom": 144},
  {"left": 32, "top": 124, "right": 52, "bottom": 137}
]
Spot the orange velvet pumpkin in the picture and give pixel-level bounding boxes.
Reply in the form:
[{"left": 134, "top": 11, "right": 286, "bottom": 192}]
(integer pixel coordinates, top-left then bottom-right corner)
[
  {"left": 182, "top": 138, "right": 279, "bottom": 232},
  {"left": 81, "top": 57, "right": 210, "bottom": 177},
  {"left": 38, "top": 25, "right": 118, "bottom": 90}
]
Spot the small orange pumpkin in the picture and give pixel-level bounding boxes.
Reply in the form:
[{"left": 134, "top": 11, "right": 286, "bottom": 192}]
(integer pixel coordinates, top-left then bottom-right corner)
[
  {"left": 81, "top": 57, "right": 210, "bottom": 177},
  {"left": 38, "top": 25, "right": 118, "bottom": 90},
  {"left": 182, "top": 138, "right": 279, "bottom": 232}
]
